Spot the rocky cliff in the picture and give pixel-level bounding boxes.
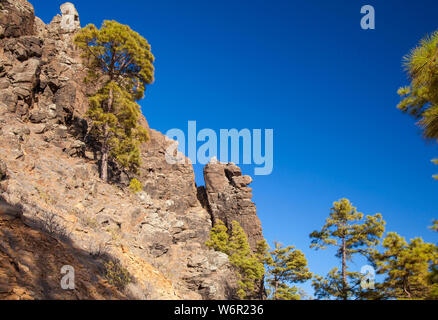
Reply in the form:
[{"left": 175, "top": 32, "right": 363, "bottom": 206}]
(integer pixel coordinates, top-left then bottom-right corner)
[{"left": 0, "top": 0, "right": 264, "bottom": 300}]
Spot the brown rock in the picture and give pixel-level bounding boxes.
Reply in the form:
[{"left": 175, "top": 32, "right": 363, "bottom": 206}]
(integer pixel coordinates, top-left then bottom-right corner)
[
  {"left": 0, "top": 88, "right": 17, "bottom": 112},
  {"left": 10, "top": 58, "right": 40, "bottom": 84},
  {"left": 4, "top": 36, "right": 43, "bottom": 61},
  {"left": 0, "top": 159, "right": 6, "bottom": 180},
  {"left": 0, "top": 0, "right": 35, "bottom": 38},
  {"left": 138, "top": 128, "right": 199, "bottom": 214},
  {"left": 203, "top": 161, "right": 264, "bottom": 250}
]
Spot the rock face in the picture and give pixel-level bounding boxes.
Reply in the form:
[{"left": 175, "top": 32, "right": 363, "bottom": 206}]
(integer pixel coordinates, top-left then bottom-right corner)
[
  {"left": 138, "top": 129, "right": 199, "bottom": 215},
  {"left": 0, "top": 1, "right": 263, "bottom": 300},
  {"left": 0, "top": 0, "right": 35, "bottom": 38},
  {"left": 203, "top": 161, "right": 264, "bottom": 250},
  {"left": 0, "top": 1, "right": 89, "bottom": 128}
]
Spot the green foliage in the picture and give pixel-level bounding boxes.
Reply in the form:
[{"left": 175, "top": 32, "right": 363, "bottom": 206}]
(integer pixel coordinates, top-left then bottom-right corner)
[
  {"left": 271, "top": 283, "right": 304, "bottom": 300},
  {"left": 104, "top": 260, "right": 132, "bottom": 289},
  {"left": 397, "top": 30, "right": 438, "bottom": 179},
  {"left": 265, "top": 241, "right": 312, "bottom": 300},
  {"left": 430, "top": 220, "right": 438, "bottom": 232},
  {"left": 369, "top": 232, "right": 438, "bottom": 300},
  {"left": 397, "top": 30, "right": 438, "bottom": 140},
  {"left": 255, "top": 239, "right": 273, "bottom": 266},
  {"left": 74, "top": 20, "right": 154, "bottom": 181},
  {"left": 206, "top": 220, "right": 265, "bottom": 299},
  {"left": 310, "top": 198, "right": 385, "bottom": 300},
  {"left": 129, "top": 178, "right": 143, "bottom": 193},
  {"left": 74, "top": 20, "right": 154, "bottom": 99},
  {"left": 87, "top": 82, "right": 149, "bottom": 173},
  {"left": 312, "top": 268, "right": 362, "bottom": 300},
  {"left": 205, "top": 220, "right": 229, "bottom": 253}
]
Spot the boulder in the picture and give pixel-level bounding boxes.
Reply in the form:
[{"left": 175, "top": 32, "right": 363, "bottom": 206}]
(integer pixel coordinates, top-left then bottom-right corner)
[
  {"left": 0, "top": 88, "right": 17, "bottom": 112},
  {"left": 4, "top": 36, "right": 43, "bottom": 61},
  {"left": 10, "top": 58, "right": 40, "bottom": 85}
]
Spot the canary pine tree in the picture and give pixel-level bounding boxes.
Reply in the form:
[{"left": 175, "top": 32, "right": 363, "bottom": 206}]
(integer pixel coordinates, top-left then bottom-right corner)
[
  {"left": 74, "top": 20, "right": 155, "bottom": 182},
  {"left": 310, "top": 198, "right": 385, "bottom": 300},
  {"left": 370, "top": 232, "right": 438, "bottom": 300},
  {"left": 265, "top": 241, "right": 312, "bottom": 300},
  {"left": 206, "top": 220, "right": 265, "bottom": 299},
  {"left": 397, "top": 30, "right": 438, "bottom": 179}
]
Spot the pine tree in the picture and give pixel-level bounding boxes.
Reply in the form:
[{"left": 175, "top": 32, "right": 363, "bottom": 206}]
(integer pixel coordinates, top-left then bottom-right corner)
[
  {"left": 310, "top": 198, "right": 385, "bottom": 300},
  {"left": 370, "top": 232, "right": 438, "bottom": 300},
  {"left": 265, "top": 241, "right": 312, "bottom": 300},
  {"left": 74, "top": 20, "right": 155, "bottom": 182},
  {"left": 397, "top": 30, "right": 438, "bottom": 140},
  {"left": 206, "top": 220, "right": 265, "bottom": 299}
]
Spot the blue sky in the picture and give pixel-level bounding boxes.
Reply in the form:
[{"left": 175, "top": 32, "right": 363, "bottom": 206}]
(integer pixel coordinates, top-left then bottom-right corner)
[{"left": 34, "top": 0, "right": 438, "bottom": 296}]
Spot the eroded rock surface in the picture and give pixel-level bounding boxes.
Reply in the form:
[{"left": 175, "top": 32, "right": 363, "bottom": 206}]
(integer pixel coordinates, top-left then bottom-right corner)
[
  {"left": 203, "top": 161, "right": 264, "bottom": 250},
  {"left": 0, "top": 0, "right": 35, "bottom": 38}
]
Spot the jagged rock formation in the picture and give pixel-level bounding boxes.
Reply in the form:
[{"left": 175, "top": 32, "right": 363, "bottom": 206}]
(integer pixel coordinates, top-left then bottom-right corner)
[
  {"left": 0, "top": 1, "right": 264, "bottom": 300},
  {"left": 203, "top": 161, "right": 264, "bottom": 250},
  {"left": 0, "top": 0, "right": 35, "bottom": 38}
]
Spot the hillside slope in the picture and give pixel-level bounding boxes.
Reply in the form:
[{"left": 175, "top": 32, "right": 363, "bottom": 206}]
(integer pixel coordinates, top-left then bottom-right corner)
[{"left": 0, "top": 0, "right": 264, "bottom": 300}]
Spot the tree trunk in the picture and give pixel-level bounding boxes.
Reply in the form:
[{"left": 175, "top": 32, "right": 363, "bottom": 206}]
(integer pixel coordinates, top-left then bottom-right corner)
[
  {"left": 342, "top": 237, "right": 347, "bottom": 300},
  {"left": 100, "top": 87, "right": 114, "bottom": 183},
  {"left": 274, "top": 280, "right": 278, "bottom": 300},
  {"left": 403, "top": 277, "right": 411, "bottom": 299},
  {"left": 100, "top": 123, "right": 109, "bottom": 182}
]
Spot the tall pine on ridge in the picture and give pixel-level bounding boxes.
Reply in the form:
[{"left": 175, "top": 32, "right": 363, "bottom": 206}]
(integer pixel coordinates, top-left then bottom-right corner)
[{"left": 74, "top": 20, "right": 155, "bottom": 182}]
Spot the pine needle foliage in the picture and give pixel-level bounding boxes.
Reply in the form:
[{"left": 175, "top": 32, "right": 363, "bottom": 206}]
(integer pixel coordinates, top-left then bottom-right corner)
[
  {"left": 397, "top": 31, "right": 438, "bottom": 178},
  {"left": 397, "top": 30, "right": 438, "bottom": 138},
  {"left": 369, "top": 232, "right": 438, "bottom": 300},
  {"left": 129, "top": 178, "right": 143, "bottom": 193},
  {"left": 265, "top": 241, "right": 312, "bottom": 300}
]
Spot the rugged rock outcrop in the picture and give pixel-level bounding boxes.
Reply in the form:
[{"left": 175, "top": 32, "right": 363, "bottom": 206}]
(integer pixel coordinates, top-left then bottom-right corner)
[
  {"left": 0, "top": 0, "right": 35, "bottom": 38},
  {"left": 0, "top": 1, "right": 263, "bottom": 300},
  {"left": 203, "top": 160, "right": 264, "bottom": 250}
]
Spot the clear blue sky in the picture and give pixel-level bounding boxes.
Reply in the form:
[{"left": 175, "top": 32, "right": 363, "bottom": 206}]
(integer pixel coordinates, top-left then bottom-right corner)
[{"left": 34, "top": 0, "right": 438, "bottom": 296}]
